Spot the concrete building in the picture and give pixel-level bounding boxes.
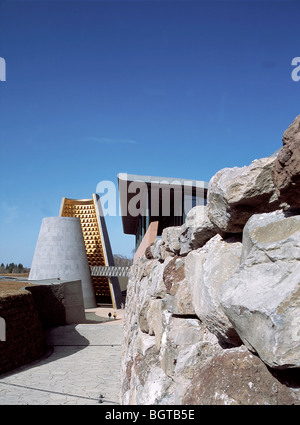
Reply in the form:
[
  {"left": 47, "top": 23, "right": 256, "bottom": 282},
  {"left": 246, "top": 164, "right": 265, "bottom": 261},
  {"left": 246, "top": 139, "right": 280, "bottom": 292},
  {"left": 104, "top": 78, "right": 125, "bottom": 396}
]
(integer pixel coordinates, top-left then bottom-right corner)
[
  {"left": 118, "top": 173, "right": 208, "bottom": 262},
  {"left": 29, "top": 216, "right": 96, "bottom": 309},
  {"left": 29, "top": 194, "right": 122, "bottom": 309},
  {"left": 59, "top": 194, "right": 122, "bottom": 308}
]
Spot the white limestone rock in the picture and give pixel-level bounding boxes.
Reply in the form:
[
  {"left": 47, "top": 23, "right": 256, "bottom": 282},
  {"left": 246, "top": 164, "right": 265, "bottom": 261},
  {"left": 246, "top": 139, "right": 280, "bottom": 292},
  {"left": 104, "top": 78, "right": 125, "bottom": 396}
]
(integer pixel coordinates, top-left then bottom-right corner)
[
  {"left": 220, "top": 212, "right": 300, "bottom": 368},
  {"left": 185, "top": 234, "right": 243, "bottom": 345},
  {"left": 240, "top": 209, "right": 287, "bottom": 264},
  {"left": 179, "top": 205, "right": 221, "bottom": 255},
  {"left": 135, "top": 366, "right": 174, "bottom": 405},
  {"left": 174, "top": 329, "right": 223, "bottom": 404},
  {"left": 207, "top": 156, "right": 280, "bottom": 233},
  {"left": 147, "top": 258, "right": 168, "bottom": 299},
  {"left": 147, "top": 299, "right": 171, "bottom": 349},
  {"left": 159, "top": 316, "right": 204, "bottom": 379},
  {"left": 150, "top": 238, "right": 163, "bottom": 260},
  {"left": 162, "top": 226, "right": 181, "bottom": 255}
]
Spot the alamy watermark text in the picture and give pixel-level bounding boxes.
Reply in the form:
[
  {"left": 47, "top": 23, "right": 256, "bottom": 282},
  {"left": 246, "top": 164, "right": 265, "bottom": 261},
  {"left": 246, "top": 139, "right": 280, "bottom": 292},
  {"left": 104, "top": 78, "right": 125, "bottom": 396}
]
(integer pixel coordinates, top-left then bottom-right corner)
[
  {"left": 96, "top": 174, "right": 206, "bottom": 218},
  {"left": 0, "top": 57, "right": 6, "bottom": 81},
  {"left": 292, "top": 57, "right": 300, "bottom": 82}
]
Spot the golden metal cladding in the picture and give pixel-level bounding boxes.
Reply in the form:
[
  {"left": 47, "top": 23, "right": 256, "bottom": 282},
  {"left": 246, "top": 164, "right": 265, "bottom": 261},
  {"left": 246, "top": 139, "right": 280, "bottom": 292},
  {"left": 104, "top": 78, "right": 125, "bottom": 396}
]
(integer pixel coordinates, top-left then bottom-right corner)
[{"left": 60, "top": 197, "right": 112, "bottom": 302}]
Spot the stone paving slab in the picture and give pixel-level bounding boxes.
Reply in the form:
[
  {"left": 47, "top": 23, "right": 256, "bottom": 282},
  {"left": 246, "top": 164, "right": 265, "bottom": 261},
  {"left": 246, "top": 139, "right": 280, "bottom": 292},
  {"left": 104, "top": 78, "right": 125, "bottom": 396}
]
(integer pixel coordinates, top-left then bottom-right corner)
[{"left": 0, "top": 309, "right": 124, "bottom": 405}]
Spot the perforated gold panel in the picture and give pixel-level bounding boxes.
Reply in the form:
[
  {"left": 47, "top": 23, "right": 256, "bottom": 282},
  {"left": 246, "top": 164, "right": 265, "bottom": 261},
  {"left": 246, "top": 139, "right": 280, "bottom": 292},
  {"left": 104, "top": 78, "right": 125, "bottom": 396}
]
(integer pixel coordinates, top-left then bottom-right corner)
[{"left": 60, "top": 197, "right": 112, "bottom": 304}]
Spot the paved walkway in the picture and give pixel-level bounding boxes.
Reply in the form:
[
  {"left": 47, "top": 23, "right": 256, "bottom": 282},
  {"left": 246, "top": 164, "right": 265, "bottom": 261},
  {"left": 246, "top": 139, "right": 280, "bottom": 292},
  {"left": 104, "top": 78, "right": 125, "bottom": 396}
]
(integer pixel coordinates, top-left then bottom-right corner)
[{"left": 0, "top": 308, "right": 124, "bottom": 405}]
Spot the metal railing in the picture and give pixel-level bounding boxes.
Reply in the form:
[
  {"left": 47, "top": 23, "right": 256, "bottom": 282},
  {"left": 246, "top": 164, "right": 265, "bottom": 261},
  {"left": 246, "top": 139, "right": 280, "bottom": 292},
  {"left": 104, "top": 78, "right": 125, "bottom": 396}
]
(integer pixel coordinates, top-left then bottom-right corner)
[{"left": 90, "top": 266, "right": 130, "bottom": 277}]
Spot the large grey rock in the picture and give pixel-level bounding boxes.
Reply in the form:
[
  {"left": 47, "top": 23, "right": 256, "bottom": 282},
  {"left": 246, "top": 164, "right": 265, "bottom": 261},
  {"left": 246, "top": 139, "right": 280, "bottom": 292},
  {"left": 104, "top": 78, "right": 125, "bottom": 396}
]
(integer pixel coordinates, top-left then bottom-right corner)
[
  {"left": 150, "top": 238, "right": 163, "bottom": 260},
  {"left": 147, "top": 299, "right": 171, "bottom": 349},
  {"left": 124, "top": 331, "right": 162, "bottom": 405},
  {"left": 240, "top": 209, "right": 287, "bottom": 264},
  {"left": 174, "top": 329, "right": 222, "bottom": 404},
  {"left": 148, "top": 258, "right": 168, "bottom": 299},
  {"left": 135, "top": 366, "right": 174, "bottom": 405},
  {"left": 133, "top": 259, "right": 168, "bottom": 334},
  {"left": 159, "top": 316, "right": 222, "bottom": 404},
  {"left": 179, "top": 205, "right": 221, "bottom": 255},
  {"left": 240, "top": 208, "right": 300, "bottom": 264},
  {"left": 207, "top": 157, "right": 281, "bottom": 233},
  {"left": 185, "top": 234, "right": 243, "bottom": 345},
  {"left": 220, "top": 212, "right": 300, "bottom": 368},
  {"left": 161, "top": 226, "right": 181, "bottom": 255},
  {"left": 183, "top": 345, "right": 300, "bottom": 405},
  {"left": 159, "top": 317, "right": 203, "bottom": 378}
]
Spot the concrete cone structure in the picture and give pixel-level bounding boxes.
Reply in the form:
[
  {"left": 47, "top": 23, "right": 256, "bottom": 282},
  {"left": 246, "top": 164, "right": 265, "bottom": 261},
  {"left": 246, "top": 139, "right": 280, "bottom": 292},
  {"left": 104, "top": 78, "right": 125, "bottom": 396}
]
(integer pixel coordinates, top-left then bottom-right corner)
[
  {"left": 59, "top": 194, "right": 123, "bottom": 309},
  {"left": 29, "top": 216, "right": 96, "bottom": 309}
]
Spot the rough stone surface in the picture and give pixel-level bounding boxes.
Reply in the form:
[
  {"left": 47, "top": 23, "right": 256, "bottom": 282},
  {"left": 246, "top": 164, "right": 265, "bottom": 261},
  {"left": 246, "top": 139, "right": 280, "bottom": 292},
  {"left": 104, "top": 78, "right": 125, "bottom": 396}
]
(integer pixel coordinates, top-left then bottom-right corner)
[
  {"left": 160, "top": 257, "right": 195, "bottom": 316},
  {"left": 185, "top": 234, "right": 242, "bottom": 346},
  {"left": 207, "top": 156, "right": 280, "bottom": 233},
  {"left": 179, "top": 206, "right": 221, "bottom": 255},
  {"left": 272, "top": 115, "right": 300, "bottom": 207},
  {"left": 150, "top": 238, "right": 163, "bottom": 260},
  {"left": 183, "top": 346, "right": 300, "bottom": 405},
  {"left": 161, "top": 226, "right": 181, "bottom": 255},
  {"left": 220, "top": 212, "right": 300, "bottom": 368},
  {"left": 120, "top": 117, "right": 300, "bottom": 405},
  {"left": 240, "top": 209, "right": 288, "bottom": 264},
  {"left": 0, "top": 290, "right": 45, "bottom": 375},
  {"left": 173, "top": 330, "right": 222, "bottom": 404}
]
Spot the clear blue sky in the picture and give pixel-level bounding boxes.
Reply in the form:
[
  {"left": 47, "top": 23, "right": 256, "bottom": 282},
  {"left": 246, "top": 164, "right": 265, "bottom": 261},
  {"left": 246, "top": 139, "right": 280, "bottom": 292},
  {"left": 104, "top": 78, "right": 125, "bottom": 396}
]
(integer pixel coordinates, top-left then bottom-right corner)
[{"left": 0, "top": 0, "right": 299, "bottom": 267}]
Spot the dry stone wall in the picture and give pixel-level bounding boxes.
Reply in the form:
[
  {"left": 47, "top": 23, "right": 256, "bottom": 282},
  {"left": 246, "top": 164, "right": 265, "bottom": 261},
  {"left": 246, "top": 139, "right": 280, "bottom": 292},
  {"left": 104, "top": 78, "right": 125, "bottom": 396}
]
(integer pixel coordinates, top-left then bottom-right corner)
[
  {"left": 120, "top": 115, "right": 300, "bottom": 405},
  {"left": 0, "top": 290, "right": 45, "bottom": 375},
  {"left": 0, "top": 279, "right": 86, "bottom": 375}
]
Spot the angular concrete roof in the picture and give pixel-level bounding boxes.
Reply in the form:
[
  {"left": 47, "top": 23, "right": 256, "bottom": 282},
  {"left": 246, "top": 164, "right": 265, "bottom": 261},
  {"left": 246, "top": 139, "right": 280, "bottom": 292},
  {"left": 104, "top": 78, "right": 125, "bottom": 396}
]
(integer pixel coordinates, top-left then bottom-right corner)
[{"left": 118, "top": 173, "right": 208, "bottom": 235}]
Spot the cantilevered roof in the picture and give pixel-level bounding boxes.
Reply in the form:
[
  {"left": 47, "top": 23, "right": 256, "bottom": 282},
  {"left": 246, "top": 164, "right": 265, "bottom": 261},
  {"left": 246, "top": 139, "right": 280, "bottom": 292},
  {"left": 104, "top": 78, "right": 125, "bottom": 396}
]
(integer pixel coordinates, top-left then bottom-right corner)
[
  {"left": 117, "top": 173, "right": 209, "bottom": 235},
  {"left": 118, "top": 173, "right": 209, "bottom": 187}
]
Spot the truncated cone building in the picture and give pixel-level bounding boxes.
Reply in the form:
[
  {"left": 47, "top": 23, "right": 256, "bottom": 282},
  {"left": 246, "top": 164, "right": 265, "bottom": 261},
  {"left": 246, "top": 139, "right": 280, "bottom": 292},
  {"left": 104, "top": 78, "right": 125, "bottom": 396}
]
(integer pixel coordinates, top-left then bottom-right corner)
[{"left": 29, "top": 194, "right": 122, "bottom": 309}]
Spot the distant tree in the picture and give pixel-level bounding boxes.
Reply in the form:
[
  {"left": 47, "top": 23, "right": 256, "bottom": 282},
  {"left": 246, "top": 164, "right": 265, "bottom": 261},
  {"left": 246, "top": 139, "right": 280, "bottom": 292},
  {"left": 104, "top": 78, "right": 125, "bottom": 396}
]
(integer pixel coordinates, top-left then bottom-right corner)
[
  {"left": 6, "top": 263, "right": 15, "bottom": 273},
  {"left": 1, "top": 262, "right": 27, "bottom": 274},
  {"left": 17, "top": 263, "right": 24, "bottom": 273}
]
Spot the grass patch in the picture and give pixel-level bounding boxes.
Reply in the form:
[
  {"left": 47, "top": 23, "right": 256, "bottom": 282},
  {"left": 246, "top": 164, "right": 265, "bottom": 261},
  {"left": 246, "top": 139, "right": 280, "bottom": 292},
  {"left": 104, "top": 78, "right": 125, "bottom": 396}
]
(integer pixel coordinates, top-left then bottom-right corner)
[{"left": 0, "top": 281, "right": 35, "bottom": 293}]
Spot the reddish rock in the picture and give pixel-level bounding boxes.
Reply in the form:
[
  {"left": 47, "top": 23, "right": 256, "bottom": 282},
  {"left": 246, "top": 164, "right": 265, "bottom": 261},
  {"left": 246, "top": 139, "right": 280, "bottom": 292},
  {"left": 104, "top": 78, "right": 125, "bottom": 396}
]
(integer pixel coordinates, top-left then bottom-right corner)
[
  {"left": 272, "top": 115, "right": 300, "bottom": 206},
  {"left": 145, "top": 245, "right": 154, "bottom": 259},
  {"left": 183, "top": 346, "right": 300, "bottom": 405},
  {"left": 163, "top": 256, "right": 185, "bottom": 294}
]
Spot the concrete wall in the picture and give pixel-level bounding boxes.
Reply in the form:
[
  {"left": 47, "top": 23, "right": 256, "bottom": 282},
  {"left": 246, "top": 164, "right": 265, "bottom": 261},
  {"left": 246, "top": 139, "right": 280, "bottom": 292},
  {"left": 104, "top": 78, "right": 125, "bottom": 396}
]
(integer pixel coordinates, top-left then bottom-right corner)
[
  {"left": 29, "top": 217, "right": 96, "bottom": 308},
  {"left": 26, "top": 280, "right": 86, "bottom": 327}
]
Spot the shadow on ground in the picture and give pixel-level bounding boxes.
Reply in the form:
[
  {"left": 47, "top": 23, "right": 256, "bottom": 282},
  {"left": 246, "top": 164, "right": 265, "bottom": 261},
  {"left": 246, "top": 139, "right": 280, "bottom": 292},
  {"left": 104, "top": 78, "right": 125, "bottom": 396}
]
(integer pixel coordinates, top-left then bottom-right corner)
[
  {"left": 0, "top": 325, "right": 90, "bottom": 380},
  {"left": 0, "top": 310, "right": 123, "bottom": 382}
]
